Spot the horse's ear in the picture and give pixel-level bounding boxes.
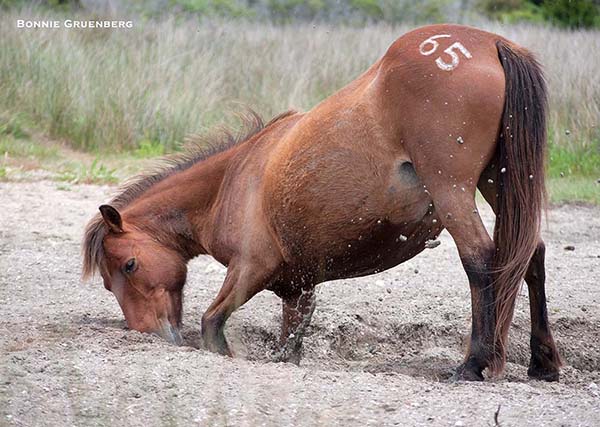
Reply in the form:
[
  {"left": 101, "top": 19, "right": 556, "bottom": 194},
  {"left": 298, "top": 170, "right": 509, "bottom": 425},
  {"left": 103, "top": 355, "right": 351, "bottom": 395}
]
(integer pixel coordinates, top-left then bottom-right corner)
[{"left": 99, "top": 205, "right": 123, "bottom": 233}]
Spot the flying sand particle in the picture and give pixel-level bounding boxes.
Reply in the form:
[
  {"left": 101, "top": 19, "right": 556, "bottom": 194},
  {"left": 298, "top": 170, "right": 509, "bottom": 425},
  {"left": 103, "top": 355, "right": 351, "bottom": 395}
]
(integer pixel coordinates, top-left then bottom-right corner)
[{"left": 425, "top": 239, "right": 441, "bottom": 249}]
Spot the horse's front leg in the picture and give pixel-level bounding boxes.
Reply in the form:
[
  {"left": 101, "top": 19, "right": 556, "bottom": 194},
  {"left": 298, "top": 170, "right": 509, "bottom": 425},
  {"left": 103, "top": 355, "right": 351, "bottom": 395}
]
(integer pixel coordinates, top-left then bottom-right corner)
[
  {"left": 274, "top": 287, "right": 316, "bottom": 365},
  {"left": 201, "top": 261, "right": 274, "bottom": 356}
]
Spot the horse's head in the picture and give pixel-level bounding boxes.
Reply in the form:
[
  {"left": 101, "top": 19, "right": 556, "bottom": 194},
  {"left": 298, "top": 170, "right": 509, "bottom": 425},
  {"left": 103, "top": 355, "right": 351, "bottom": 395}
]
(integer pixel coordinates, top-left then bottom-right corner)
[{"left": 86, "top": 204, "right": 187, "bottom": 345}]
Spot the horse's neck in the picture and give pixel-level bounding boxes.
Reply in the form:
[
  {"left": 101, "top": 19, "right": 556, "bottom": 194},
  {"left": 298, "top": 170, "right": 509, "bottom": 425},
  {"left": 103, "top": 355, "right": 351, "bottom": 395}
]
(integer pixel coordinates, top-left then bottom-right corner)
[{"left": 123, "top": 149, "right": 236, "bottom": 259}]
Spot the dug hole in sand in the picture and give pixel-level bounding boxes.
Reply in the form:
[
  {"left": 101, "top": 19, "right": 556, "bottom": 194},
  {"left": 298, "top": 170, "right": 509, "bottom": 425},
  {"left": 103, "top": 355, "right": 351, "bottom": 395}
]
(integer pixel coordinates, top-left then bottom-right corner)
[{"left": 0, "top": 181, "right": 599, "bottom": 426}]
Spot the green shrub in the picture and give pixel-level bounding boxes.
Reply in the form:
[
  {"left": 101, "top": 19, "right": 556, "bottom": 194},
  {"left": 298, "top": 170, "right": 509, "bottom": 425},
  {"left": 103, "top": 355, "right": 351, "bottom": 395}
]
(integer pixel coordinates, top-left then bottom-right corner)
[
  {"left": 264, "top": 0, "right": 335, "bottom": 22},
  {"left": 479, "top": 0, "right": 600, "bottom": 27},
  {"left": 541, "top": 0, "right": 600, "bottom": 29},
  {"left": 477, "top": 0, "right": 524, "bottom": 18},
  {"left": 0, "top": 0, "right": 20, "bottom": 8},
  {"left": 350, "top": 0, "right": 384, "bottom": 20},
  {"left": 377, "top": 0, "right": 449, "bottom": 24},
  {"left": 500, "top": 1, "right": 546, "bottom": 24},
  {"left": 0, "top": 0, "right": 81, "bottom": 10}
]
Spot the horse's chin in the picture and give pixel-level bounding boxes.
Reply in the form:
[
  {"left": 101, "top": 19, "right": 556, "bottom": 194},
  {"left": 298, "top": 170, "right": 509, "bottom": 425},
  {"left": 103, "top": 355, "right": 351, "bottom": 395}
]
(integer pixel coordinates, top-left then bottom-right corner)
[{"left": 155, "top": 319, "right": 183, "bottom": 346}]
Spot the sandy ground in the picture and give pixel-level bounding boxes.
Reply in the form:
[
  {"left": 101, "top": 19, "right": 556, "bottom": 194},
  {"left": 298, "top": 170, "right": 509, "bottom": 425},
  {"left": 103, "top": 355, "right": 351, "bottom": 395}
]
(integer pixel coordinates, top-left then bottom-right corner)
[{"left": 0, "top": 181, "right": 599, "bottom": 427}]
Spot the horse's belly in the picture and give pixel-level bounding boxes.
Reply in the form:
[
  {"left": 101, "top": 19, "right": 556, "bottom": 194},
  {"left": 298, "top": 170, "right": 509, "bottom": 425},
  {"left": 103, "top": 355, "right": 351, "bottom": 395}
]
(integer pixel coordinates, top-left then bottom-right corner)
[
  {"left": 267, "top": 152, "right": 443, "bottom": 279},
  {"left": 321, "top": 217, "right": 444, "bottom": 280}
]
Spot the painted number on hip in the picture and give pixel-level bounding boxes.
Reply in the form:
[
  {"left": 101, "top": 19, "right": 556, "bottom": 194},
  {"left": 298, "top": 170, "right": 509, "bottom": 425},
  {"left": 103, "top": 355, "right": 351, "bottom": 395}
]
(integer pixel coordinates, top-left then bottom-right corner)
[{"left": 418, "top": 34, "right": 473, "bottom": 71}]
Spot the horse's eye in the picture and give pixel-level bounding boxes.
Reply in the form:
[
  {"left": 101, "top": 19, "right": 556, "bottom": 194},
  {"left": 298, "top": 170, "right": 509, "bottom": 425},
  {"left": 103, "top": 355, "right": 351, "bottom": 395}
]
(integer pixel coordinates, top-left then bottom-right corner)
[{"left": 124, "top": 258, "right": 137, "bottom": 274}]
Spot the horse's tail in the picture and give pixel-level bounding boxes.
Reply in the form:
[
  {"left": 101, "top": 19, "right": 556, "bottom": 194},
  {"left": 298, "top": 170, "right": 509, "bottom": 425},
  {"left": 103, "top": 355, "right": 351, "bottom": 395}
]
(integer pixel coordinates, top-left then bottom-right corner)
[{"left": 490, "top": 40, "right": 548, "bottom": 374}]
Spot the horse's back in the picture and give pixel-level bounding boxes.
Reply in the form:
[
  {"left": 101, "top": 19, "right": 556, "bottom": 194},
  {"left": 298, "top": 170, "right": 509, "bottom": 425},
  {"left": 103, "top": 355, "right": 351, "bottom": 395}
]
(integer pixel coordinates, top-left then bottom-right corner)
[{"left": 267, "top": 24, "right": 508, "bottom": 178}]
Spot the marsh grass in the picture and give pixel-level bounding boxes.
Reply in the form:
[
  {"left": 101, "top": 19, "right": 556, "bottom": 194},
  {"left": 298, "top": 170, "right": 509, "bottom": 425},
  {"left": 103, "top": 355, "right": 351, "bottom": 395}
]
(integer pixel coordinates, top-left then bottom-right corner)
[
  {"left": 0, "top": 9, "right": 598, "bottom": 198},
  {"left": 0, "top": 113, "right": 30, "bottom": 140},
  {"left": 1, "top": 10, "right": 598, "bottom": 155}
]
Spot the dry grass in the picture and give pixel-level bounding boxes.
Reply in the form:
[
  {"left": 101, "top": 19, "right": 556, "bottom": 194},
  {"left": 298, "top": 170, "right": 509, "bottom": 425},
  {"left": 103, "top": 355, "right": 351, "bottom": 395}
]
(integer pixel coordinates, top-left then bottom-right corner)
[
  {"left": 0, "top": 10, "right": 598, "bottom": 157},
  {"left": 494, "top": 24, "right": 600, "bottom": 151}
]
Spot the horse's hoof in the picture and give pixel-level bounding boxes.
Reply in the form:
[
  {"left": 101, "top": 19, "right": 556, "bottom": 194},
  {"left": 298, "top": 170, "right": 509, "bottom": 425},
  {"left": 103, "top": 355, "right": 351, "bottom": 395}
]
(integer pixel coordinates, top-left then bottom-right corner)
[
  {"left": 527, "top": 366, "right": 560, "bottom": 382},
  {"left": 202, "top": 338, "right": 233, "bottom": 357},
  {"left": 450, "top": 363, "right": 485, "bottom": 382},
  {"left": 272, "top": 349, "right": 301, "bottom": 365}
]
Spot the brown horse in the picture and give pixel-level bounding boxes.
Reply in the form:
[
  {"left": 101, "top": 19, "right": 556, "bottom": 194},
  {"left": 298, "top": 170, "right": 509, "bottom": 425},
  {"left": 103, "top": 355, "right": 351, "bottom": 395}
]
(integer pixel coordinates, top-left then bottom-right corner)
[{"left": 83, "top": 24, "right": 561, "bottom": 381}]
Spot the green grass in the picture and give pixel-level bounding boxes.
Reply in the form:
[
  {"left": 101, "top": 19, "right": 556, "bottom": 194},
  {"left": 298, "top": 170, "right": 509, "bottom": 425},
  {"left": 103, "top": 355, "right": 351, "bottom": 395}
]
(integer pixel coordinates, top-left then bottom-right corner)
[
  {"left": 0, "top": 134, "right": 59, "bottom": 160},
  {"left": 0, "top": 113, "right": 59, "bottom": 160},
  {"left": 548, "top": 142, "right": 600, "bottom": 178},
  {"left": 545, "top": 142, "right": 600, "bottom": 204},
  {"left": 0, "top": 130, "right": 120, "bottom": 184},
  {"left": 0, "top": 113, "right": 29, "bottom": 140},
  {"left": 56, "top": 159, "right": 118, "bottom": 184},
  {"left": 2, "top": 133, "right": 598, "bottom": 203},
  {"left": 548, "top": 176, "right": 600, "bottom": 205},
  {"left": 134, "top": 140, "right": 166, "bottom": 158}
]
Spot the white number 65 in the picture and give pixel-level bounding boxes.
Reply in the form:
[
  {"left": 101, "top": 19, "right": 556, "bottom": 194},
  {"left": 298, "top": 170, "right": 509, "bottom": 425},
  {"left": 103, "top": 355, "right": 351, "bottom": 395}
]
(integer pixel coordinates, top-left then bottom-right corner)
[
  {"left": 419, "top": 34, "right": 472, "bottom": 71},
  {"left": 419, "top": 34, "right": 451, "bottom": 55}
]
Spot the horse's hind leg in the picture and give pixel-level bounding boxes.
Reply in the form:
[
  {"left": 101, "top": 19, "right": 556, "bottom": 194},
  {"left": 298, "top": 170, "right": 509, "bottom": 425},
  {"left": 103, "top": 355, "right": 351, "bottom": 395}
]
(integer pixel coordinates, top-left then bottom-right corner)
[
  {"left": 524, "top": 242, "right": 561, "bottom": 381},
  {"left": 422, "top": 186, "right": 497, "bottom": 380},
  {"left": 478, "top": 170, "right": 561, "bottom": 381},
  {"left": 273, "top": 286, "right": 316, "bottom": 364}
]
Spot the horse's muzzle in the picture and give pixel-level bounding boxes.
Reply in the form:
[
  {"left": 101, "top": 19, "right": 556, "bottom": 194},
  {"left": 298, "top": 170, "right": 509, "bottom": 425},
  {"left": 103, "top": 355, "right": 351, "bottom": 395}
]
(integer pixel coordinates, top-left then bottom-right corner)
[{"left": 156, "top": 319, "right": 183, "bottom": 346}]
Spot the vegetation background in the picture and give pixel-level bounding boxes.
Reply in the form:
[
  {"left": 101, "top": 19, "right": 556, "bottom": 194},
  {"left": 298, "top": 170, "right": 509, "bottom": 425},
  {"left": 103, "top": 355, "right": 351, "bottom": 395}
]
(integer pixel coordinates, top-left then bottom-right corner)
[{"left": 0, "top": 0, "right": 598, "bottom": 202}]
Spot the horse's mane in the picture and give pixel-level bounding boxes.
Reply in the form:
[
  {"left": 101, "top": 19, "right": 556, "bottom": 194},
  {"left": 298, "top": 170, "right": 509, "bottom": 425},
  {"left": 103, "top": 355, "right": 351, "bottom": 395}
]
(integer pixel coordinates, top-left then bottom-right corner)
[{"left": 82, "top": 109, "right": 297, "bottom": 279}]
